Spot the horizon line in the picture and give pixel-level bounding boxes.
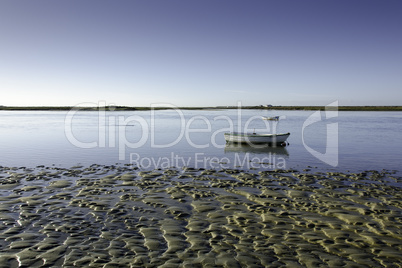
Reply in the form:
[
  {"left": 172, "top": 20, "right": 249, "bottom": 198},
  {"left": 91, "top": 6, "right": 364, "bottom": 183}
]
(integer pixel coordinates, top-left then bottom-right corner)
[{"left": 0, "top": 105, "right": 401, "bottom": 112}]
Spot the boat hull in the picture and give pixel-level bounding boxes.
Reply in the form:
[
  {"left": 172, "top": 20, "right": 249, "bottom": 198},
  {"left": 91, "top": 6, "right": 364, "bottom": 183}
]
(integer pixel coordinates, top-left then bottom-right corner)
[
  {"left": 262, "top": 116, "right": 279, "bottom": 121},
  {"left": 224, "top": 132, "right": 290, "bottom": 144}
]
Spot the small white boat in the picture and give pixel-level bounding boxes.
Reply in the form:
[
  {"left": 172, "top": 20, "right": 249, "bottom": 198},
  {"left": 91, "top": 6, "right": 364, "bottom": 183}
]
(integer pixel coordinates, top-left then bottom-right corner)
[
  {"left": 224, "top": 132, "right": 290, "bottom": 145},
  {"left": 262, "top": 116, "right": 280, "bottom": 121}
]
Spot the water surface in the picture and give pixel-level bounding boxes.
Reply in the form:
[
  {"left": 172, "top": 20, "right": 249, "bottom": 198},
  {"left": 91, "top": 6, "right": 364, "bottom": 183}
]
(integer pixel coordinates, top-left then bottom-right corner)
[{"left": 0, "top": 109, "right": 401, "bottom": 172}]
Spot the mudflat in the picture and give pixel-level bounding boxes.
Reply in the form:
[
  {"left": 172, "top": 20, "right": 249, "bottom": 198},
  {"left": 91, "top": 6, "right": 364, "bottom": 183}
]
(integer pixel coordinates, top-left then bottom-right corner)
[{"left": 0, "top": 164, "right": 401, "bottom": 267}]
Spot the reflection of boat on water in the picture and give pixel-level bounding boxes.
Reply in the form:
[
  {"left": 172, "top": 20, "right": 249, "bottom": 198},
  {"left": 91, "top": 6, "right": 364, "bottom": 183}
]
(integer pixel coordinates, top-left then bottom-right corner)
[
  {"left": 224, "top": 143, "right": 289, "bottom": 156},
  {"left": 224, "top": 132, "right": 290, "bottom": 145},
  {"left": 262, "top": 116, "right": 279, "bottom": 121}
]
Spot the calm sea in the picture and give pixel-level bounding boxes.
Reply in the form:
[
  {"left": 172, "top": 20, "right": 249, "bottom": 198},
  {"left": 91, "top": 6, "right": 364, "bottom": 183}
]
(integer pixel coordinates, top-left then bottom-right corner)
[{"left": 0, "top": 109, "right": 401, "bottom": 173}]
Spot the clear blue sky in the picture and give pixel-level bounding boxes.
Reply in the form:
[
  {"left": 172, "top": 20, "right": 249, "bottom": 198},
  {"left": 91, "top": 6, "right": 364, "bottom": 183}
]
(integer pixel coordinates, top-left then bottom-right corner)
[{"left": 1, "top": 0, "right": 401, "bottom": 107}]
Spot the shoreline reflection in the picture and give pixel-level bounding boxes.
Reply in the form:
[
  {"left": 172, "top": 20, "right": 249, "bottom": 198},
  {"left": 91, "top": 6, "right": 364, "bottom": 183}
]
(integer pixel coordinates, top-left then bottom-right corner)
[{"left": 224, "top": 143, "right": 289, "bottom": 156}]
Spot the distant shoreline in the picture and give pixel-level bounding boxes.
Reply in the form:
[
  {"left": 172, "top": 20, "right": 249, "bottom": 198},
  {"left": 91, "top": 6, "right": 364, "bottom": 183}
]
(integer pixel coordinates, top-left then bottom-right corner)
[{"left": 0, "top": 105, "right": 401, "bottom": 111}]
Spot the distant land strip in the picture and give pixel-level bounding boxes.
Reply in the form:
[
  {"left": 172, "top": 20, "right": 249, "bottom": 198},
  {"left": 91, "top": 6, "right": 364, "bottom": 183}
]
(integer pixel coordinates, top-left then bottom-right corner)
[{"left": 0, "top": 105, "right": 401, "bottom": 111}]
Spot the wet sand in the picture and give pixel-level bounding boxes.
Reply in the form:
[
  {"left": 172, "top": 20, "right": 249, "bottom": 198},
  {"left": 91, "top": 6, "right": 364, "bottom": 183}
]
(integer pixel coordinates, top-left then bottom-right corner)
[{"left": 0, "top": 164, "right": 401, "bottom": 267}]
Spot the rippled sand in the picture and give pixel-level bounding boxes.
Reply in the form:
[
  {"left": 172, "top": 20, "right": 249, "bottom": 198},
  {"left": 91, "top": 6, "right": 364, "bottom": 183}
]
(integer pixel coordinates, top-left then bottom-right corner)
[{"left": 0, "top": 165, "right": 401, "bottom": 267}]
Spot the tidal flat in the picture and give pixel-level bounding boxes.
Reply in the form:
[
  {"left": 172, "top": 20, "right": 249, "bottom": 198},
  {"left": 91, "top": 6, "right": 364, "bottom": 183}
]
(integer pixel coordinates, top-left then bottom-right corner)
[{"left": 0, "top": 164, "right": 401, "bottom": 267}]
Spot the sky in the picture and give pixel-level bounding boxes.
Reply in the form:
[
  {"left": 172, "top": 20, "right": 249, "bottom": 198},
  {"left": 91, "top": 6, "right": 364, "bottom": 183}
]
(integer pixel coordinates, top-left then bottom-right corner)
[{"left": 1, "top": 0, "right": 401, "bottom": 107}]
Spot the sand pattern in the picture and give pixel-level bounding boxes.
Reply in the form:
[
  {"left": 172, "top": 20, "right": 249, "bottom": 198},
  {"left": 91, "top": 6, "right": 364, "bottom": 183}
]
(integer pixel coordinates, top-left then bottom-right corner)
[{"left": 0, "top": 165, "right": 401, "bottom": 267}]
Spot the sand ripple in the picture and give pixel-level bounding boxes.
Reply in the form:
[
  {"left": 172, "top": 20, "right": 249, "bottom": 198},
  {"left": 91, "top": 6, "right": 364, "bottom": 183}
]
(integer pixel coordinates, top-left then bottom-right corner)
[{"left": 0, "top": 165, "right": 401, "bottom": 267}]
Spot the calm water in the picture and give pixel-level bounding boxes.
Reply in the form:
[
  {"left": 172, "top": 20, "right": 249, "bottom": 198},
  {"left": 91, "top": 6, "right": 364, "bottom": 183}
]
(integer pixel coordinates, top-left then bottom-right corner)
[{"left": 0, "top": 109, "right": 401, "bottom": 173}]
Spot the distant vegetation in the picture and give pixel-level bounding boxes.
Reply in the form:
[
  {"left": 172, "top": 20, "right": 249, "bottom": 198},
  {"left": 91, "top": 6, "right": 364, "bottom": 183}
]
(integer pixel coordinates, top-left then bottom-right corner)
[
  {"left": 256, "top": 106, "right": 402, "bottom": 111},
  {"left": 0, "top": 105, "right": 401, "bottom": 111}
]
